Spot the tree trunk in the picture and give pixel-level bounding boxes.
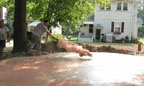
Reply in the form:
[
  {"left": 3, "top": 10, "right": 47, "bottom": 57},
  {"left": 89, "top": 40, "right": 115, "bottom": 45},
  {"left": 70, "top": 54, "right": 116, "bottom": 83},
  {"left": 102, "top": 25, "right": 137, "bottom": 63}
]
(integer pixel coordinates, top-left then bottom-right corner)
[{"left": 13, "top": 0, "right": 28, "bottom": 53}]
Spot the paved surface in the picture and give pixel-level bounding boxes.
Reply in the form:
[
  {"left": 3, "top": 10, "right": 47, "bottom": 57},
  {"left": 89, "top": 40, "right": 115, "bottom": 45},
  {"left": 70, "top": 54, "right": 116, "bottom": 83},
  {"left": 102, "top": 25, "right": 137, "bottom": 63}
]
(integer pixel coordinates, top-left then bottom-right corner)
[{"left": 0, "top": 52, "right": 144, "bottom": 86}]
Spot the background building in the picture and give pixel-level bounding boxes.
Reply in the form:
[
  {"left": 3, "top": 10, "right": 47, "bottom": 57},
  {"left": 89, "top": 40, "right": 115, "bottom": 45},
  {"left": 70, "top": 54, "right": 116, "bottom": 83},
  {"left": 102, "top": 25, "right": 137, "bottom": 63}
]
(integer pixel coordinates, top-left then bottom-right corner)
[{"left": 78, "top": 0, "right": 142, "bottom": 42}]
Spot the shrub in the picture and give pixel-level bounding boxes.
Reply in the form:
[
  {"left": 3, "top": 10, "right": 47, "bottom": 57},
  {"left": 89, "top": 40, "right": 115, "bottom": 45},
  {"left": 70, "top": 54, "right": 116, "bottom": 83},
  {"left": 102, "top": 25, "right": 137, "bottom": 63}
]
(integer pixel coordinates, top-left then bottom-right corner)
[
  {"left": 48, "top": 34, "right": 64, "bottom": 42},
  {"left": 138, "top": 26, "right": 144, "bottom": 37}
]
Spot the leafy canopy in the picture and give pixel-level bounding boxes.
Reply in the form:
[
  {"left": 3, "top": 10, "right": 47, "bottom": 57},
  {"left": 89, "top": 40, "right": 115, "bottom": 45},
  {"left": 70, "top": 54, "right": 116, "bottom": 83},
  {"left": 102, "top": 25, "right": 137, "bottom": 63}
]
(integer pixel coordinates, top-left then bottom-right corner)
[
  {"left": 27, "top": 0, "right": 109, "bottom": 34},
  {"left": 27, "top": 0, "right": 109, "bottom": 25},
  {"left": 0, "top": 0, "right": 110, "bottom": 33}
]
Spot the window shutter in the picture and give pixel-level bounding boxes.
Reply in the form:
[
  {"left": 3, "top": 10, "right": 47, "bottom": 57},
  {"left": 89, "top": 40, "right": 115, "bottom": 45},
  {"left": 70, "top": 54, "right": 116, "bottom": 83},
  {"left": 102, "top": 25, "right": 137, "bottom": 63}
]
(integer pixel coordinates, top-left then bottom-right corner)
[
  {"left": 121, "top": 22, "right": 124, "bottom": 32},
  {"left": 111, "top": 22, "right": 114, "bottom": 32},
  {"left": 89, "top": 24, "right": 93, "bottom": 33}
]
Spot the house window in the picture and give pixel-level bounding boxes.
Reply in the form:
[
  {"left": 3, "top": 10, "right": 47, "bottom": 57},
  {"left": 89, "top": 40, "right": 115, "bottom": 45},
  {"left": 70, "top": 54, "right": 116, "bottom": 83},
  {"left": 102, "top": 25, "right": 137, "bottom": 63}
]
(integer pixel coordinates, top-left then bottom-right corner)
[
  {"left": 121, "top": 22, "right": 124, "bottom": 32},
  {"left": 123, "top": 3, "right": 128, "bottom": 10},
  {"left": 81, "top": 33, "right": 85, "bottom": 35},
  {"left": 114, "top": 22, "right": 121, "bottom": 33},
  {"left": 84, "top": 24, "right": 87, "bottom": 26},
  {"left": 111, "top": 22, "right": 114, "bottom": 32},
  {"left": 111, "top": 22, "right": 125, "bottom": 34},
  {"left": 115, "top": 27, "right": 121, "bottom": 32},
  {"left": 117, "top": 3, "right": 121, "bottom": 10},
  {"left": 89, "top": 24, "right": 93, "bottom": 33},
  {"left": 100, "top": 4, "right": 111, "bottom": 10}
]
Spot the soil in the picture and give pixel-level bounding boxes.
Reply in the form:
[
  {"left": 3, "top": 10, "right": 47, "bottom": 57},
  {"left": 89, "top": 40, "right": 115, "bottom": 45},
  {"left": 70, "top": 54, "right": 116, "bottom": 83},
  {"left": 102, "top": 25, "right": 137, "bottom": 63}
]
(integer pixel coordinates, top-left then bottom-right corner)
[
  {"left": 41, "top": 42, "right": 144, "bottom": 55},
  {"left": 2, "top": 41, "right": 144, "bottom": 60}
]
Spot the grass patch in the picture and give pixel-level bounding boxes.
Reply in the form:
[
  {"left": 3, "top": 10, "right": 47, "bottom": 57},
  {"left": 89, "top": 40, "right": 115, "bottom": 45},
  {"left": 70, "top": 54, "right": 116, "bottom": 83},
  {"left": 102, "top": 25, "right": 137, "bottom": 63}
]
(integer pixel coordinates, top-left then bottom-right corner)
[
  {"left": 138, "top": 37, "right": 144, "bottom": 43},
  {"left": 70, "top": 35, "right": 138, "bottom": 46},
  {"left": 69, "top": 35, "right": 78, "bottom": 42},
  {"left": 77, "top": 42, "right": 137, "bottom": 46}
]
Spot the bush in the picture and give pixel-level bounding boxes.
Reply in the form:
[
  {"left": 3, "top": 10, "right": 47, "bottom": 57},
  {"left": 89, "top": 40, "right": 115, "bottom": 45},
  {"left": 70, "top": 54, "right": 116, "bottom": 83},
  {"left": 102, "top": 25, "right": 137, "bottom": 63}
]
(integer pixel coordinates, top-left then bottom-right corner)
[
  {"left": 138, "top": 26, "right": 144, "bottom": 37},
  {"left": 48, "top": 34, "right": 64, "bottom": 42},
  {"left": 131, "top": 38, "right": 139, "bottom": 43}
]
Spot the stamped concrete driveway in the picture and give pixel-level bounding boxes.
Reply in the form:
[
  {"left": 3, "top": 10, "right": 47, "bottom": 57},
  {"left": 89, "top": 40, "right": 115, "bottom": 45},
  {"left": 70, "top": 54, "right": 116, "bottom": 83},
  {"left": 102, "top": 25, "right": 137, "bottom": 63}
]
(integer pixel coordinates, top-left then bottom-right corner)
[{"left": 0, "top": 52, "right": 144, "bottom": 86}]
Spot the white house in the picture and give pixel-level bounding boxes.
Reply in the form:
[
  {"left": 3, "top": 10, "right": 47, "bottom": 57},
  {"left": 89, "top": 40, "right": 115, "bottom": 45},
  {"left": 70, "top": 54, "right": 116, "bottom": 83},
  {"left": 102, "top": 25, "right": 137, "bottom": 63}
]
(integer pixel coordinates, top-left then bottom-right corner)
[{"left": 78, "top": 0, "right": 142, "bottom": 42}]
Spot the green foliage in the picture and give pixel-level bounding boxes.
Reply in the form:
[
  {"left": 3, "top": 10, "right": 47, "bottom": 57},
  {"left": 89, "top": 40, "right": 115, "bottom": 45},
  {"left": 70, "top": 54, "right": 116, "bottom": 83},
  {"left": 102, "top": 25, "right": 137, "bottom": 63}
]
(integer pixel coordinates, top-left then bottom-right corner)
[
  {"left": 0, "top": 0, "right": 110, "bottom": 35},
  {"left": 91, "top": 0, "right": 110, "bottom": 8},
  {"left": 0, "top": 0, "right": 6, "bottom": 7},
  {"left": 0, "top": 0, "right": 110, "bottom": 23},
  {"left": 3, "top": 0, "right": 15, "bottom": 20},
  {"left": 138, "top": 37, "right": 144, "bottom": 42},
  {"left": 28, "top": 0, "right": 91, "bottom": 24},
  {"left": 138, "top": 9, "right": 144, "bottom": 23},
  {"left": 69, "top": 35, "right": 78, "bottom": 42},
  {"left": 27, "top": 0, "right": 110, "bottom": 32},
  {"left": 48, "top": 34, "right": 64, "bottom": 42},
  {"left": 138, "top": 26, "right": 144, "bottom": 37},
  {"left": 62, "top": 23, "right": 79, "bottom": 35}
]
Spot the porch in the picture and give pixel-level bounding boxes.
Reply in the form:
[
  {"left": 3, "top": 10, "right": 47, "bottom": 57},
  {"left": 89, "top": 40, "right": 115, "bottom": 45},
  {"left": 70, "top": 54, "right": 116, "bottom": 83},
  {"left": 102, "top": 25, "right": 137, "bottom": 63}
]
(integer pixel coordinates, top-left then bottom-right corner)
[{"left": 78, "top": 32, "right": 93, "bottom": 42}]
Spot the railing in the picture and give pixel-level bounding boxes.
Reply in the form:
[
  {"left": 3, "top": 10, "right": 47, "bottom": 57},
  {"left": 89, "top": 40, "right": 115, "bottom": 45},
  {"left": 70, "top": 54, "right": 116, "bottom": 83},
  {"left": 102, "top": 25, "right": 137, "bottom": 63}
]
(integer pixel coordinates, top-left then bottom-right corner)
[{"left": 78, "top": 32, "right": 93, "bottom": 42}]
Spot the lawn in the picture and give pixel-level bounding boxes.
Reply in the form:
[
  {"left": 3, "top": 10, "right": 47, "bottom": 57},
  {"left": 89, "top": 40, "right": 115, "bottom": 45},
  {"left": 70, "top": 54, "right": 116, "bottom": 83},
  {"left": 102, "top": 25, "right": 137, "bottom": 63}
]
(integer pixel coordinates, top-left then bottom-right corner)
[
  {"left": 138, "top": 37, "right": 144, "bottom": 43},
  {"left": 69, "top": 35, "right": 141, "bottom": 46}
]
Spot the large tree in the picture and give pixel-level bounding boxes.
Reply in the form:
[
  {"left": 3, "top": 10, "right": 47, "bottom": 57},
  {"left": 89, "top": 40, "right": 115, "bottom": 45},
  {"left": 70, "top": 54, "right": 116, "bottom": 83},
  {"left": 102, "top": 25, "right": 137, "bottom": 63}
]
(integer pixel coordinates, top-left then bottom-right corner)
[
  {"left": 27, "top": 0, "right": 110, "bottom": 33},
  {"left": 13, "top": 0, "right": 27, "bottom": 53},
  {"left": 0, "top": 0, "right": 109, "bottom": 53}
]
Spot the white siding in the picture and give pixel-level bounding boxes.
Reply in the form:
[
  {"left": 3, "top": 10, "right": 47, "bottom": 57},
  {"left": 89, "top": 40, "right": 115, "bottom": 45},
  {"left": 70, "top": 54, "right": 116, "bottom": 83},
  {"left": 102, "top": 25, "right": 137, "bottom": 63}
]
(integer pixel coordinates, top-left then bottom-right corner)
[
  {"left": 79, "top": 0, "right": 139, "bottom": 42},
  {"left": 79, "top": 25, "right": 93, "bottom": 38},
  {"left": 94, "top": 1, "right": 138, "bottom": 40}
]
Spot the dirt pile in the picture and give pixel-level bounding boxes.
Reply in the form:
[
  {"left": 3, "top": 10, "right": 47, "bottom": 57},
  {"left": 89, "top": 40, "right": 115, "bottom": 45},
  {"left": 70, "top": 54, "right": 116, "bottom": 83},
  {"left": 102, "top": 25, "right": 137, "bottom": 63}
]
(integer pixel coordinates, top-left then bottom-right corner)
[
  {"left": 78, "top": 43, "right": 131, "bottom": 54},
  {"left": 97, "top": 46, "right": 130, "bottom": 54},
  {"left": 41, "top": 41, "right": 65, "bottom": 53},
  {"left": 41, "top": 42, "right": 144, "bottom": 55},
  {"left": 57, "top": 38, "right": 92, "bottom": 57}
]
